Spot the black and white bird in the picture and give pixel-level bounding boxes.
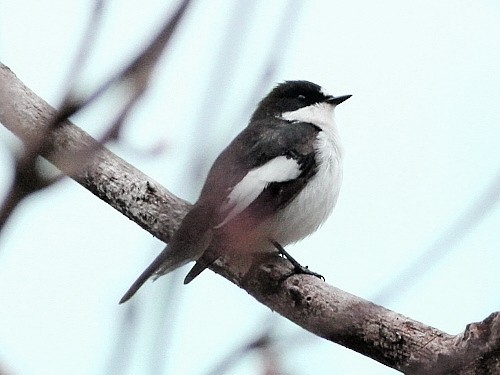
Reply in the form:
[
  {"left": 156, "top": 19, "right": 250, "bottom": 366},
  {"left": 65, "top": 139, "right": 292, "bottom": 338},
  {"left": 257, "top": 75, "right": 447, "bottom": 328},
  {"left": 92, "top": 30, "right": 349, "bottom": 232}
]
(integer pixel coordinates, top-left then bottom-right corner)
[{"left": 120, "top": 80, "right": 350, "bottom": 303}]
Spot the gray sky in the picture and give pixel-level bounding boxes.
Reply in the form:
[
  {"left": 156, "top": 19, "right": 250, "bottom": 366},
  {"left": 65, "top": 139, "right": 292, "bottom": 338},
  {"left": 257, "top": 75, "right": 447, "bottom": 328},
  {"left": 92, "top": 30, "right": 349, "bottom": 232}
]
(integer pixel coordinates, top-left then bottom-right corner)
[{"left": 1, "top": 1, "right": 499, "bottom": 374}]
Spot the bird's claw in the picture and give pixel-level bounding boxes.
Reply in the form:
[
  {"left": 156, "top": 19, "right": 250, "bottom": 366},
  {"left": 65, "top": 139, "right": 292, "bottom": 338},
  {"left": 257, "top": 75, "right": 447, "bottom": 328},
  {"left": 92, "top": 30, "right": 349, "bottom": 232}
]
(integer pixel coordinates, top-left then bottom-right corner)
[
  {"left": 292, "top": 264, "right": 325, "bottom": 281},
  {"left": 269, "top": 240, "right": 325, "bottom": 281}
]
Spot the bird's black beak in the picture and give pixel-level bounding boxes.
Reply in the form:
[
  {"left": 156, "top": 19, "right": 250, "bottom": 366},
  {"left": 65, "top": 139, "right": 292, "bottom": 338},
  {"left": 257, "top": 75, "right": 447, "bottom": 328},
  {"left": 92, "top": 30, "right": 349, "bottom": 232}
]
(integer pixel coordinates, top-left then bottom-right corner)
[{"left": 325, "top": 94, "right": 352, "bottom": 105}]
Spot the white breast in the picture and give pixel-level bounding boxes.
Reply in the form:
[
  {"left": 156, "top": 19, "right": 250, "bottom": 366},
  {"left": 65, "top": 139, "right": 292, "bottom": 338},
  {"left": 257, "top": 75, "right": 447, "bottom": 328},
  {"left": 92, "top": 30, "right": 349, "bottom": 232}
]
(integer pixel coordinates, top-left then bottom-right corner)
[
  {"left": 271, "top": 130, "right": 342, "bottom": 245},
  {"left": 267, "top": 102, "right": 344, "bottom": 245}
]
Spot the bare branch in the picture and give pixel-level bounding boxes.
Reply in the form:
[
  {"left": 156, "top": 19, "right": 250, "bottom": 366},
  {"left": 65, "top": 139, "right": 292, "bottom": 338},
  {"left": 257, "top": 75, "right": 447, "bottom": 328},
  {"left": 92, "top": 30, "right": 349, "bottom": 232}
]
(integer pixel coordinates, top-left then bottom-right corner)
[
  {"left": 0, "top": 0, "right": 192, "bottom": 233},
  {"left": 1, "top": 63, "right": 499, "bottom": 374},
  {"left": 0, "top": 62, "right": 189, "bottom": 241}
]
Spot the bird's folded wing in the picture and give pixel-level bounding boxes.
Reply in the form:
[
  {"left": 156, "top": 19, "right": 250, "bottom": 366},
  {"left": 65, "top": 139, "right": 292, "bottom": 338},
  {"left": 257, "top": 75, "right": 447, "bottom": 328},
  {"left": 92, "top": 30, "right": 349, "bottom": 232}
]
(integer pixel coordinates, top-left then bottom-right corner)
[{"left": 215, "top": 155, "right": 302, "bottom": 228}]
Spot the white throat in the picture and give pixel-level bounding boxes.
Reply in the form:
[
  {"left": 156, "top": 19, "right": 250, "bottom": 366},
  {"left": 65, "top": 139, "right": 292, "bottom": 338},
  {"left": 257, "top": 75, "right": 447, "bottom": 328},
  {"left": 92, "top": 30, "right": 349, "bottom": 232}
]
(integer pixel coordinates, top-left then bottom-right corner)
[{"left": 280, "top": 102, "right": 336, "bottom": 131}]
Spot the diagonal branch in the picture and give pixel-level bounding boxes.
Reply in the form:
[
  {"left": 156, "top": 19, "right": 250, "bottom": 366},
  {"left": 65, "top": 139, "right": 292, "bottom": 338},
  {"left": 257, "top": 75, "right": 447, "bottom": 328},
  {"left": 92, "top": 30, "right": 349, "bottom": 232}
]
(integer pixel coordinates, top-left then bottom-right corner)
[
  {"left": 0, "top": 0, "right": 192, "bottom": 233},
  {"left": 0, "top": 63, "right": 498, "bottom": 374},
  {"left": 0, "top": 62, "right": 189, "bottom": 240}
]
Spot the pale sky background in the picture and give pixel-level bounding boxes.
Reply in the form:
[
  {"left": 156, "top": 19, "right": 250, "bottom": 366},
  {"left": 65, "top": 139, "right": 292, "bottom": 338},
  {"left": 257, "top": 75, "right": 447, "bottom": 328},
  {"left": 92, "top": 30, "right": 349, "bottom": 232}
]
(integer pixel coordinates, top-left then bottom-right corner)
[{"left": 1, "top": 1, "right": 500, "bottom": 374}]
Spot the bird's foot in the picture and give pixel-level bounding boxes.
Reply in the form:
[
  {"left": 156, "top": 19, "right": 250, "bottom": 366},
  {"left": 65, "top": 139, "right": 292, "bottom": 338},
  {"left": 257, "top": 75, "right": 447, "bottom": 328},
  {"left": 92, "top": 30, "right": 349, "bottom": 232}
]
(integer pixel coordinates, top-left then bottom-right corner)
[{"left": 269, "top": 240, "right": 325, "bottom": 281}]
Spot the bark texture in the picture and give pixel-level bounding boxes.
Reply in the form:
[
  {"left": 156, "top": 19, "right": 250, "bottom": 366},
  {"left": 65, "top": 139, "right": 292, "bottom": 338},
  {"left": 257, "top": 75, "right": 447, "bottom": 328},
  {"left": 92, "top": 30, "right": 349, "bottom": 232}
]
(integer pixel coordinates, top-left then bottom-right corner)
[{"left": 1, "top": 62, "right": 499, "bottom": 374}]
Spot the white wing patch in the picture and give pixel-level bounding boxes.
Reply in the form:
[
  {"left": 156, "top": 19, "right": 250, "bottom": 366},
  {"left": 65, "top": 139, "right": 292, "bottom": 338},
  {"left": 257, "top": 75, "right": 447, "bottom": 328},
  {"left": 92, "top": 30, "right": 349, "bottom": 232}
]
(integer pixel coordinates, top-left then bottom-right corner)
[{"left": 215, "top": 155, "right": 301, "bottom": 228}]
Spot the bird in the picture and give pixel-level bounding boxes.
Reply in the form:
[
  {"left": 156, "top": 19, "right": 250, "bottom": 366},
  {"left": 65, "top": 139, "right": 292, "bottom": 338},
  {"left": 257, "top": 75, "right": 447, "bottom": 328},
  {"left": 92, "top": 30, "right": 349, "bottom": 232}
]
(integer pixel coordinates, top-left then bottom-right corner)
[{"left": 119, "top": 80, "right": 350, "bottom": 304}]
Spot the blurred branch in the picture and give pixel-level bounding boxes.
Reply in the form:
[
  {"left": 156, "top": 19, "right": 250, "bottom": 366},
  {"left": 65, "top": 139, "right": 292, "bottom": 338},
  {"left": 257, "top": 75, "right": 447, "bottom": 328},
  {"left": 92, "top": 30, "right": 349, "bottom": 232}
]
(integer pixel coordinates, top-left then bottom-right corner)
[
  {"left": 237, "top": 0, "right": 304, "bottom": 120},
  {"left": 59, "top": 0, "right": 105, "bottom": 99},
  {"left": 0, "top": 0, "right": 105, "bottom": 230},
  {"left": 0, "top": 0, "right": 192, "bottom": 234},
  {"left": 1, "top": 63, "right": 499, "bottom": 375},
  {"left": 187, "top": 0, "right": 258, "bottom": 183},
  {"left": 0, "top": 362, "right": 12, "bottom": 375},
  {"left": 373, "top": 170, "right": 500, "bottom": 304},
  {"left": 204, "top": 319, "right": 302, "bottom": 375},
  {"left": 56, "top": 0, "right": 192, "bottom": 126},
  {"left": 0, "top": 62, "right": 190, "bottom": 240},
  {"left": 204, "top": 329, "right": 272, "bottom": 375},
  {"left": 105, "top": 302, "right": 138, "bottom": 375}
]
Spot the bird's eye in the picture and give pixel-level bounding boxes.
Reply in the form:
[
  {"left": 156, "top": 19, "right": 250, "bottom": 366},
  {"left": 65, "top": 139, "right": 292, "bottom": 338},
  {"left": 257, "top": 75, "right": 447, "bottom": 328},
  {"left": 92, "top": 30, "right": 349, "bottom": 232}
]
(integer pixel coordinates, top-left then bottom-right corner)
[{"left": 297, "top": 94, "right": 306, "bottom": 100}]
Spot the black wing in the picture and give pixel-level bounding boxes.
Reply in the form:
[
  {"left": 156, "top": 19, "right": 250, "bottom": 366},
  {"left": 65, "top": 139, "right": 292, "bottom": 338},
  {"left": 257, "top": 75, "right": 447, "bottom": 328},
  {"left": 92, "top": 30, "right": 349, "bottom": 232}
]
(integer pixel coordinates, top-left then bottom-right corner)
[{"left": 197, "top": 119, "right": 320, "bottom": 223}]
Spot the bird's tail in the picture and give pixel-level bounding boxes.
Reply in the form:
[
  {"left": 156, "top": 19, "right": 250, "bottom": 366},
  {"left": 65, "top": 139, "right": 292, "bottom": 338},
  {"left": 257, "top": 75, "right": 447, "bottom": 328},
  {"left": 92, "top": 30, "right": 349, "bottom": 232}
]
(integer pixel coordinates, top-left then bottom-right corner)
[
  {"left": 119, "top": 245, "right": 190, "bottom": 304},
  {"left": 183, "top": 247, "right": 219, "bottom": 284}
]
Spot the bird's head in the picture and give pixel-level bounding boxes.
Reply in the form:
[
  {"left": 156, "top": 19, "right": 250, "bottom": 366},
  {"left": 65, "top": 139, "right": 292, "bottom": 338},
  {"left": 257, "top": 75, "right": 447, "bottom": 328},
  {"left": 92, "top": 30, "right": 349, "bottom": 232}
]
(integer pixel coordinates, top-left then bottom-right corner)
[{"left": 251, "top": 80, "right": 351, "bottom": 122}]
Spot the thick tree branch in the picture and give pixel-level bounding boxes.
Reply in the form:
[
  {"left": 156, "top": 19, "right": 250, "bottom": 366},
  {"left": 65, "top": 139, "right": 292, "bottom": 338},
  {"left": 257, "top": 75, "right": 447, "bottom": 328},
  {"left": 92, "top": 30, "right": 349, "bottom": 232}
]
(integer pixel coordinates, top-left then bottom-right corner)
[
  {"left": 0, "top": 63, "right": 189, "bottom": 241},
  {"left": 1, "top": 63, "right": 498, "bottom": 374}
]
